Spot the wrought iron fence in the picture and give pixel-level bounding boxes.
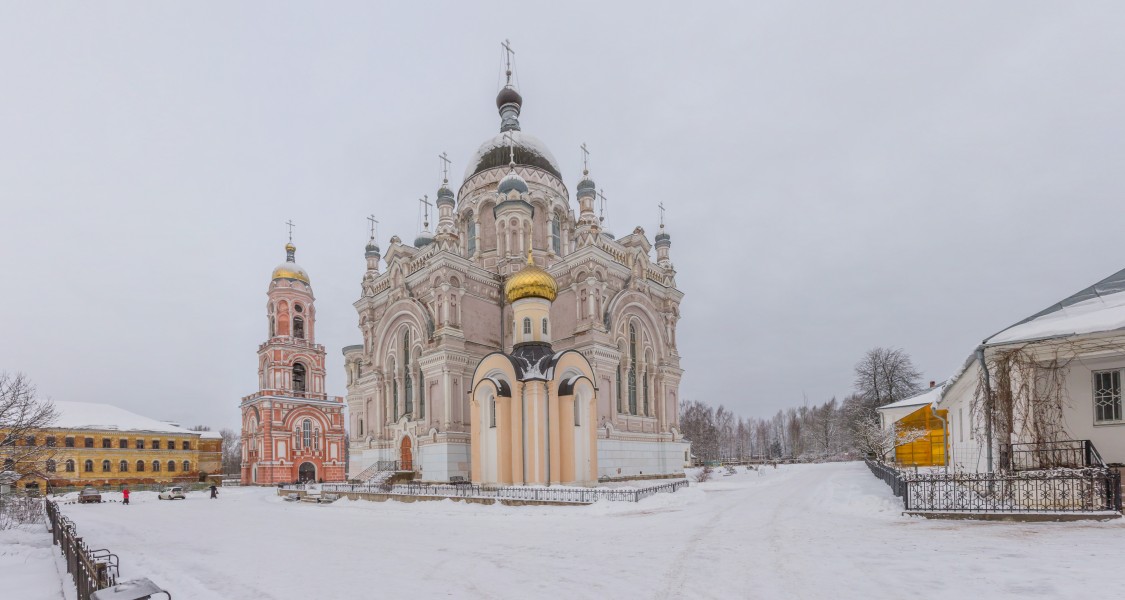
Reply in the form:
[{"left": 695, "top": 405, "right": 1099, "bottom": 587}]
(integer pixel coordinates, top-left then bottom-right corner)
[
  {"left": 864, "top": 458, "right": 905, "bottom": 498},
  {"left": 287, "top": 478, "right": 689, "bottom": 504},
  {"left": 865, "top": 458, "right": 1121, "bottom": 513},
  {"left": 902, "top": 468, "right": 1122, "bottom": 513},
  {"left": 1000, "top": 440, "right": 1104, "bottom": 471},
  {"left": 45, "top": 498, "right": 120, "bottom": 600}
]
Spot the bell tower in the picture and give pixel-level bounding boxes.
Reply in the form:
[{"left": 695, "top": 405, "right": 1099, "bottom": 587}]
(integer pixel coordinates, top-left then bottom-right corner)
[{"left": 240, "top": 232, "right": 346, "bottom": 485}]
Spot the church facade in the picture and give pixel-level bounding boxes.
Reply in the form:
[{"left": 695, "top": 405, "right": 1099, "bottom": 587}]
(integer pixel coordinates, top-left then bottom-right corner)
[
  {"left": 239, "top": 243, "right": 347, "bottom": 484},
  {"left": 344, "top": 74, "right": 687, "bottom": 483}
]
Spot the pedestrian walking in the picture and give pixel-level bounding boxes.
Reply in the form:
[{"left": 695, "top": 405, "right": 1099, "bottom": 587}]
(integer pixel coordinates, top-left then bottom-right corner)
[
  {"left": 209, "top": 484, "right": 218, "bottom": 499},
  {"left": 122, "top": 487, "right": 130, "bottom": 505}
]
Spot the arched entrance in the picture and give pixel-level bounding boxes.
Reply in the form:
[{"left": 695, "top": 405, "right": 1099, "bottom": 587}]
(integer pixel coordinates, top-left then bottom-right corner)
[
  {"left": 400, "top": 437, "right": 413, "bottom": 471},
  {"left": 298, "top": 462, "right": 316, "bottom": 483}
]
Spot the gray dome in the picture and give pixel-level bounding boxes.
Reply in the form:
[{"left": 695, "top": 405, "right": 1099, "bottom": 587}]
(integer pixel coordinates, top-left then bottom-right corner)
[
  {"left": 365, "top": 240, "right": 380, "bottom": 255},
  {"left": 436, "top": 184, "right": 455, "bottom": 206},
  {"left": 414, "top": 232, "right": 434, "bottom": 248},
  {"left": 655, "top": 231, "right": 670, "bottom": 244},
  {"left": 464, "top": 130, "right": 562, "bottom": 182},
  {"left": 498, "top": 171, "right": 529, "bottom": 195},
  {"left": 576, "top": 177, "right": 596, "bottom": 198}
]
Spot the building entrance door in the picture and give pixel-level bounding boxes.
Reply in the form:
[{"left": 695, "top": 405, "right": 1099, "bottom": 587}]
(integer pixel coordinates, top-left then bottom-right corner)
[
  {"left": 298, "top": 462, "right": 316, "bottom": 483},
  {"left": 400, "top": 437, "right": 413, "bottom": 471}
]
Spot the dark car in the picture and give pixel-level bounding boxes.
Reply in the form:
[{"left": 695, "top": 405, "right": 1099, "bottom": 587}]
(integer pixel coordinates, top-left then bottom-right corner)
[{"left": 77, "top": 487, "right": 102, "bottom": 504}]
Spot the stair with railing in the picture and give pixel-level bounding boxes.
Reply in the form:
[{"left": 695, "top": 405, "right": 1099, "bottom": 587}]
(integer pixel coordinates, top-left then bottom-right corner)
[{"left": 353, "top": 460, "right": 400, "bottom": 486}]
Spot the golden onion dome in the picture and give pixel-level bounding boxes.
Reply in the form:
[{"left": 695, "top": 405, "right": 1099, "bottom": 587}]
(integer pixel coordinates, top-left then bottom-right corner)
[
  {"left": 272, "top": 263, "right": 310, "bottom": 284},
  {"left": 505, "top": 251, "right": 557, "bottom": 304},
  {"left": 272, "top": 242, "right": 310, "bottom": 284}
]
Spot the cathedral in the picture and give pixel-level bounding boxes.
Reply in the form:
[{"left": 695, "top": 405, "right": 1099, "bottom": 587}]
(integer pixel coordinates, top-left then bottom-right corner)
[{"left": 344, "top": 61, "right": 688, "bottom": 484}]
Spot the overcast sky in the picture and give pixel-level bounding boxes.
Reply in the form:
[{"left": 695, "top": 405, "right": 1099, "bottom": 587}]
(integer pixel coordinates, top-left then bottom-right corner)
[{"left": 2, "top": 2, "right": 1124, "bottom": 431}]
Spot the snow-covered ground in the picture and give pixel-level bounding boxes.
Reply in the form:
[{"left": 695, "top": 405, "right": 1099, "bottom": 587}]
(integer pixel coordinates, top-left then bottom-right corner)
[
  {"left": 1, "top": 524, "right": 75, "bottom": 600},
  {"left": 54, "top": 463, "right": 1125, "bottom": 599}
]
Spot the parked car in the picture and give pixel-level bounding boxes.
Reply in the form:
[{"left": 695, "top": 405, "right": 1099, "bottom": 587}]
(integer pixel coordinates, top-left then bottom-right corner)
[
  {"left": 77, "top": 487, "right": 102, "bottom": 503},
  {"left": 158, "top": 486, "right": 186, "bottom": 500}
]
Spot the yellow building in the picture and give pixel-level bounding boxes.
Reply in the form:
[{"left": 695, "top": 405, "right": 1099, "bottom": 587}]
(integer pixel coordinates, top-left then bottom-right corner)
[
  {"left": 3, "top": 401, "right": 223, "bottom": 492},
  {"left": 893, "top": 404, "right": 948, "bottom": 467}
]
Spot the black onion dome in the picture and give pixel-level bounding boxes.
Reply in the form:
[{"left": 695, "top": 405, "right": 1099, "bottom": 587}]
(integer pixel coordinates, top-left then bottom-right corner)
[
  {"left": 496, "top": 86, "right": 523, "bottom": 109},
  {"left": 655, "top": 231, "right": 671, "bottom": 243}
]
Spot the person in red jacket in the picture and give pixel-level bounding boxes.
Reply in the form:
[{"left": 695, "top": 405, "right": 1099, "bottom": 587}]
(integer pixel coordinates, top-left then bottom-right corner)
[{"left": 122, "top": 487, "right": 130, "bottom": 505}]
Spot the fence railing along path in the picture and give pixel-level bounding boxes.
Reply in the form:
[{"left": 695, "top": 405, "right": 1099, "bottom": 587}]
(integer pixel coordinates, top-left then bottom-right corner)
[
  {"left": 284, "top": 479, "right": 690, "bottom": 504},
  {"left": 45, "top": 497, "right": 120, "bottom": 600}
]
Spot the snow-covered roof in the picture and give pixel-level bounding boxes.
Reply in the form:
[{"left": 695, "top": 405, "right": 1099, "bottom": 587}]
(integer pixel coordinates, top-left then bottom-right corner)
[
  {"left": 986, "top": 267, "right": 1125, "bottom": 346},
  {"left": 876, "top": 384, "right": 945, "bottom": 411},
  {"left": 51, "top": 401, "right": 208, "bottom": 436}
]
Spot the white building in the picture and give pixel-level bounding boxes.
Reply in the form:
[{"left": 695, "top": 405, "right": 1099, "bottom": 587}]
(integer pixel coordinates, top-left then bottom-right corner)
[{"left": 937, "top": 267, "right": 1125, "bottom": 472}]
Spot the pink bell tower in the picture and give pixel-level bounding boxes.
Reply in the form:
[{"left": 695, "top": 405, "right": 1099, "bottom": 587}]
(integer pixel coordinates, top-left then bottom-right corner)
[{"left": 240, "top": 234, "right": 346, "bottom": 485}]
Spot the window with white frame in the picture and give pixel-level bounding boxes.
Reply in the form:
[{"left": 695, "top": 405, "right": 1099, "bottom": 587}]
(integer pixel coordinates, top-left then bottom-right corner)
[{"left": 1094, "top": 369, "right": 1122, "bottom": 423}]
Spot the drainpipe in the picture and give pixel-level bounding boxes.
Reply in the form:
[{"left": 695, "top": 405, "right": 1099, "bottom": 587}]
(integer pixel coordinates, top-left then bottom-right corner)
[
  {"left": 929, "top": 402, "right": 949, "bottom": 474},
  {"left": 976, "top": 346, "right": 994, "bottom": 474}
]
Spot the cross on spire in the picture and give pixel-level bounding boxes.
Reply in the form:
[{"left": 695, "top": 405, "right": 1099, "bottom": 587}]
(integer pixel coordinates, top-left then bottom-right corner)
[
  {"left": 597, "top": 189, "right": 608, "bottom": 224},
  {"left": 439, "top": 152, "right": 451, "bottom": 184},
  {"left": 367, "top": 215, "right": 379, "bottom": 240},
  {"left": 285, "top": 219, "right": 295, "bottom": 242},
  {"left": 501, "top": 39, "right": 515, "bottom": 85},
  {"left": 419, "top": 195, "right": 432, "bottom": 229},
  {"left": 581, "top": 143, "right": 590, "bottom": 177},
  {"left": 659, "top": 202, "right": 666, "bottom": 230}
]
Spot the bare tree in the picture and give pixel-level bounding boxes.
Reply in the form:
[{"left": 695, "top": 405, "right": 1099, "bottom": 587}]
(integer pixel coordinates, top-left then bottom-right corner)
[
  {"left": 219, "top": 428, "right": 241, "bottom": 476},
  {"left": 0, "top": 373, "right": 58, "bottom": 483},
  {"left": 850, "top": 347, "right": 922, "bottom": 429}
]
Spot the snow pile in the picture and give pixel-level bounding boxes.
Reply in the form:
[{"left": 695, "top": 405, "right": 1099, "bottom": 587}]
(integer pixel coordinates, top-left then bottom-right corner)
[{"left": 0, "top": 525, "right": 75, "bottom": 600}]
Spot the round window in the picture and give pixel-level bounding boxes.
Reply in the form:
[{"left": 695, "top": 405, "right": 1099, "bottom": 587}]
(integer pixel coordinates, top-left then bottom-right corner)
[{"left": 295, "top": 304, "right": 303, "bottom": 313}]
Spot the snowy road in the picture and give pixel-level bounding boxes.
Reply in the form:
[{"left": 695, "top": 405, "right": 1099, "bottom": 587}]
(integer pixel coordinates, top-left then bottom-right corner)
[{"left": 56, "top": 463, "right": 1125, "bottom": 599}]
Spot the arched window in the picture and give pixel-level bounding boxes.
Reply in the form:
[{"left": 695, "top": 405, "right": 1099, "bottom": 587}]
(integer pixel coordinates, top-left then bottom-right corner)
[
  {"left": 168, "top": 461, "right": 176, "bottom": 472},
  {"left": 303, "top": 420, "right": 312, "bottom": 449},
  {"left": 643, "top": 369, "right": 650, "bottom": 416},
  {"left": 136, "top": 460, "right": 145, "bottom": 472},
  {"left": 65, "top": 460, "right": 75, "bottom": 472},
  {"left": 418, "top": 370, "right": 425, "bottom": 419},
  {"left": 292, "top": 362, "right": 307, "bottom": 393},
  {"left": 293, "top": 316, "right": 305, "bottom": 339},
  {"left": 466, "top": 215, "right": 477, "bottom": 256},
  {"left": 403, "top": 331, "right": 413, "bottom": 416},
  {"left": 269, "top": 316, "right": 275, "bottom": 338},
  {"left": 313, "top": 429, "right": 320, "bottom": 452},
  {"left": 550, "top": 213, "right": 561, "bottom": 254},
  {"left": 182, "top": 441, "right": 190, "bottom": 450},
  {"left": 119, "top": 460, "right": 128, "bottom": 472},
  {"left": 392, "top": 359, "right": 399, "bottom": 420},
  {"left": 489, "top": 397, "right": 496, "bottom": 428},
  {"left": 616, "top": 365, "right": 624, "bottom": 413},
  {"left": 628, "top": 324, "right": 638, "bottom": 414},
  {"left": 523, "top": 318, "right": 531, "bottom": 335},
  {"left": 101, "top": 460, "right": 111, "bottom": 472},
  {"left": 574, "top": 395, "right": 581, "bottom": 426},
  {"left": 183, "top": 461, "right": 191, "bottom": 472},
  {"left": 46, "top": 459, "right": 56, "bottom": 473},
  {"left": 84, "top": 460, "right": 93, "bottom": 473},
  {"left": 152, "top": 460, "right": 161, "bottom": 472},
  {"left": 542, "top": 318, "right": 548, "bottom": 335}
]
